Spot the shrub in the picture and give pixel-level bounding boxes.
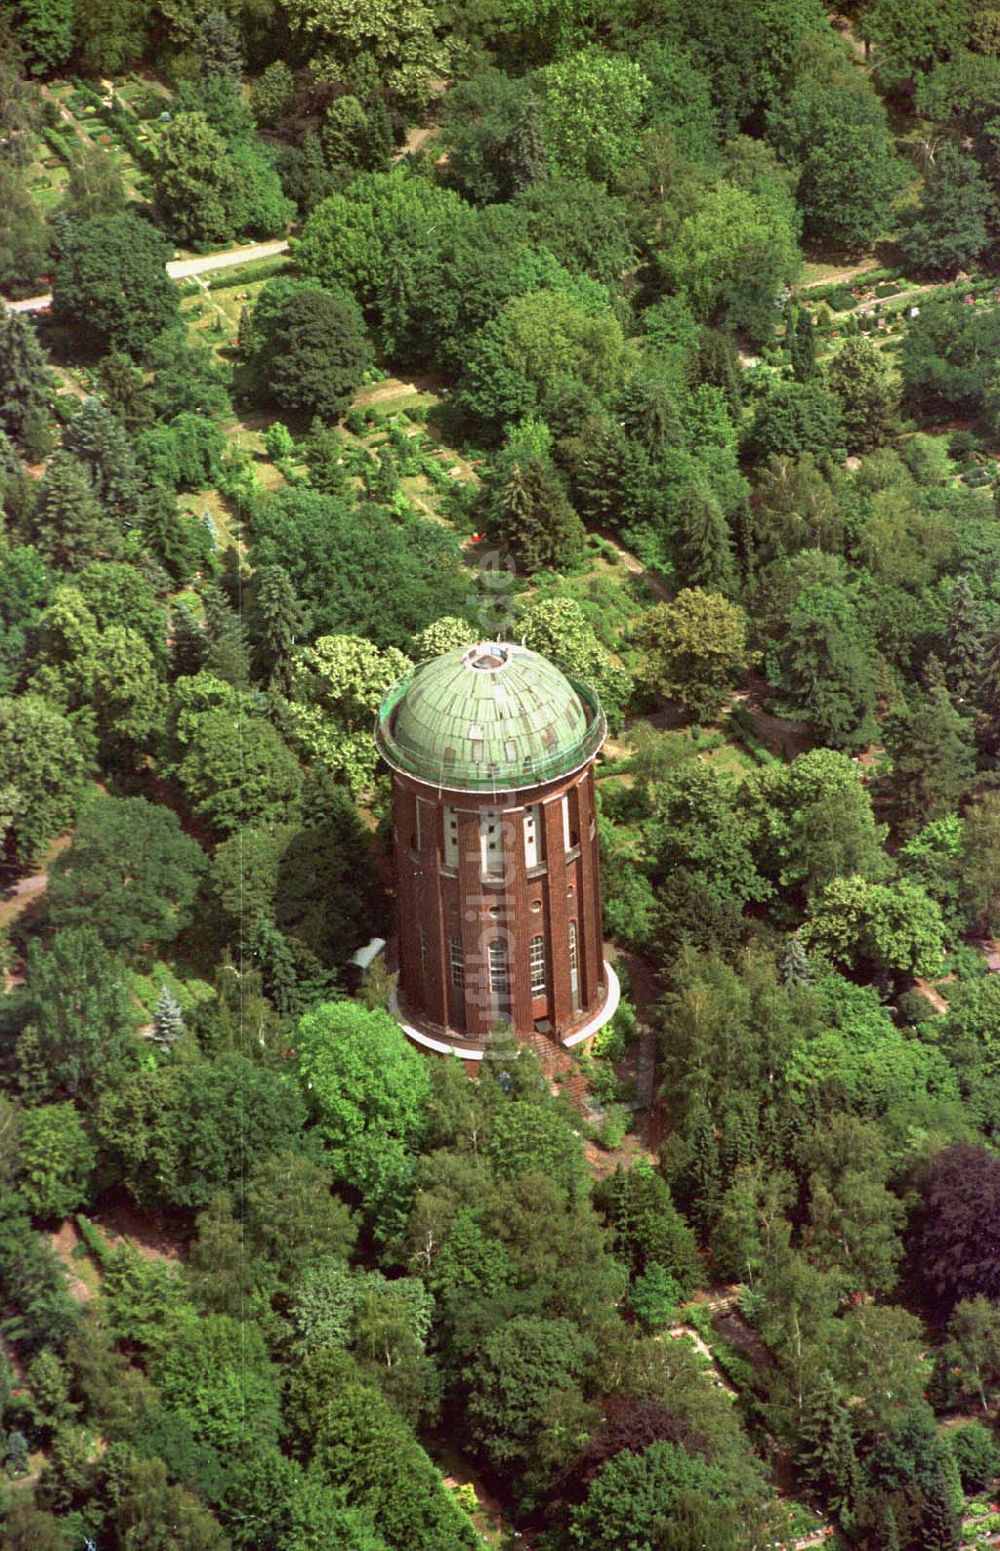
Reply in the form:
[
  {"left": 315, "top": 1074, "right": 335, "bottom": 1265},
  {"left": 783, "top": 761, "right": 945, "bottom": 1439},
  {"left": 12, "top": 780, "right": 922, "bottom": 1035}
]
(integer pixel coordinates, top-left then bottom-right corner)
[
  {"left": 948, "top": 1423, "right": 1000, "bottom": 1492},
  {"left": 826, "top": 287, "right": 855, "bottom": 312}
]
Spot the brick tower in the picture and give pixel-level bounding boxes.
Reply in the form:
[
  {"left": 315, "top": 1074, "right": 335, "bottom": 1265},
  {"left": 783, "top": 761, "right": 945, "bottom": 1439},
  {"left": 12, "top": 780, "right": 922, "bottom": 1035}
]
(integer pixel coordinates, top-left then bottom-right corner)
[{"left": 375, "top": 641, "right": 619, "bottom": 1062}]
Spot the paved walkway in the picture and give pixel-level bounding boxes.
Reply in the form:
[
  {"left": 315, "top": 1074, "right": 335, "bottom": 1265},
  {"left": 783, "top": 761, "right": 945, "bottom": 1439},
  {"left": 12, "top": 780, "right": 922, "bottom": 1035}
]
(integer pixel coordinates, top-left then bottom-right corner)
[{"left": 5, "top": 238, "right": 290, "bottom": 314}]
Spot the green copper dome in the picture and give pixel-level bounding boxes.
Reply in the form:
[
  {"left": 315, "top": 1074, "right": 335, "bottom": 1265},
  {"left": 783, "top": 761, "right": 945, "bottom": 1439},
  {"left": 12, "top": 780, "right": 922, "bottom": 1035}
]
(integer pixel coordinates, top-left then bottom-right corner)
[{"left": 375, "top": 642, "right": 605, "bottom": 791}]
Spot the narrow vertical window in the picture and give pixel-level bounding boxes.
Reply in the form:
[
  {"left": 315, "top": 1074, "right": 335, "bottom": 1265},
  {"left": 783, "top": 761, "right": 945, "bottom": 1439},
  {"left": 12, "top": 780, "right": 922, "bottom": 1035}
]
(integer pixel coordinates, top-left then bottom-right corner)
[
  {"left": 524, "top": 804, "right": 545, "bottom": 868},
  {"left": 413, "top": 799, "right": 423, "bottom": 853},
  {"left": 568, "top": 920, "right": 579, "bottom": 1010},
  {"left": 450, "top": 939, "right": 465, "bottom": 989},
  {"left": 418, "top": 922, "right": 427, "bottom": 986},
  {"left": 480, "top": 809, "right": 504, "bottom": 878},
  {"left": 530, "top": 935, "right": 546, "bottom": 994},
  {"left": 444, "top": 806, "right": 459, "bottom": 868},
  {"left": 561, "top": 794, "right": 571, "bottom": 850}
]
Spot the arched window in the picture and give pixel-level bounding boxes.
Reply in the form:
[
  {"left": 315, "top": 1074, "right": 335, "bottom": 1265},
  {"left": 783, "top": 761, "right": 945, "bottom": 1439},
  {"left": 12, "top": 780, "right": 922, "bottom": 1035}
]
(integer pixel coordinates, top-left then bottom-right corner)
[{"left": 488, "top": 939, "right": 509, "bottom": 995}]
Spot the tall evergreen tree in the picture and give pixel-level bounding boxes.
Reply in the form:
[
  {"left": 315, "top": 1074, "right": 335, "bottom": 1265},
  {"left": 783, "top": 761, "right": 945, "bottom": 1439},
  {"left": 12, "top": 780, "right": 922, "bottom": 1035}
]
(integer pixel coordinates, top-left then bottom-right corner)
[
  {"left": 791, "top": 308, "right": 817, "bottom": 381},
  {"left": 945, "top": 575, "right": 987, "bottom": 708},
  {"left": 484, "top": 456, "right": 584, "bottom": 574},
  {"left": 779, "top": 931, "right": 814, "bottom": 989},
  {"left": 882, "top": 685, "right": 975, "bottom": 837},
  {"left": 203, "top": 587, "right": 252, "bottom": 689},
  {"left": 978, "top": 626, "right": 1000, "bottom": 761},
  {"left": 32, "top": 453, "right": 115, "bottom": 570},
  {"left": 686, "top": 1092, "right": 723, "bottom": 1241},
  {"left": 252, "top": 564, "right": 310, "bottom": 695},
  {"left": 921, "top": 1463, "right": 961, "bottom": 1551},
  {"left": 62, "top": 397, "right": 147, "bottom": 532},
  {"left": 796, "top": 1374, "right": 864, "bottom": 1531},
  {"left": 151, "top": 986, "right": 185, "bottom": 1049},
  {"left": 169, "top": 601, "right": 208, "bottom": 680},
  {"left": 0, "top": 310, "right": 50, "bottom": 459},
  {"left": 673, "top": 481, "right": 737, "bottom": 594}
]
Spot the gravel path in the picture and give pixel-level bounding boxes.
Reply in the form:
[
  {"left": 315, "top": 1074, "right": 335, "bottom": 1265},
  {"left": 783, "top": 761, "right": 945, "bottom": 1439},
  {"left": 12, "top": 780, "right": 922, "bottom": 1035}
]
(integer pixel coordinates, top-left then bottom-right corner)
[{"left": 5, "top": 238, "right": 290, "bottom": 313}]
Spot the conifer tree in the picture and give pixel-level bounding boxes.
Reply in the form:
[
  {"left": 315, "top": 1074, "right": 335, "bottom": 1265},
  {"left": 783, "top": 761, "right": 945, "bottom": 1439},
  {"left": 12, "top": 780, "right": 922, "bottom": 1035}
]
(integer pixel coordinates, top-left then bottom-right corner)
[
  {"left": 686, "top": 1093, "right": 723, "bottom": 1240},
  {"left": 33, "top": 452, "right": 115, "bottom": 570},
  {"left": 170, "top": 601, "right": 208, "bottom": 680},
  {"left": 62, "top": 397, "right": 145, "bottom": 531},
  {"left": 882, "top": 684, "right": 975, "bottom": 837},
  {"left": 151, "top": 986, "right": 185, "bottom": 1049},
  {"left": 977, "top": 627, "right": 1000, "bottom": 761},
  {"left": 796, "top": 1374, "right": 864, "bottom": 1531},
  {"left": 792, "top": 308, "right": 817, "bottom": 381},
  {"left": 484, "top": 456, "right": 584, "bottom": 574},
  {"left": 945, "top": 575, "right": 987, "bottom": 708},
  {"left": 921, "top": 1463, "right": 961, "bottom": 1551},
  {"left": 0, "top": 310, "right": 51, "bottom": 459},
  {"left": 779, "top": 931, "right": 814, "bottom": 989},
  {"left": 253, "top": 564, "right": 309, "bottom": 695},
  {"left": 203, "top": 587, "right": 252, "bottom": 689},
  {"left": 673, "top": 481, "right": 737, "bottom": 595}
]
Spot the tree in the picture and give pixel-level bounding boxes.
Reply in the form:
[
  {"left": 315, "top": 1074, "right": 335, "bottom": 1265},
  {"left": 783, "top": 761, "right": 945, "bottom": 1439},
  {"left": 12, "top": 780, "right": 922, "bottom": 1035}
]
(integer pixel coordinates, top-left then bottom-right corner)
[
  {"left": 881, "top": 685, "right": 974, "bottom": 837},
  {"left": 279, "top": 0, "right": 446, "bottom": 108},
  {"left": 97, "top": 1053, "right": 307, "bottom": 1212},
  {"left": 861, "top": 0, "right": 970, "bottom": 83},
  {"left": 61, "top": 137, "right": 128, "bottom": 223},
  {"left": 286, "top": 633, "right": 410, "bottom": 791},
  {"left": 297, "top": 1002, "right": 431, "bottom": 1238},
  {"left": 464, "top": 1314, "right": 595, "bottom": 1473},
  {"left": 899, "top": 144, "right": 994, "bottom": 276},
  {"left": 597, "top": 1161, "right": 703, "bottom": 1291},
  {"left": 945, "top": 575, "right": 987, "bottom": 707},
  {"left": 945, "top": 1298, "right": 1000, "bottom": 1412},
  {"left": 948, "top": 1421, "right": 1000, "bottom": 1491},
  {"left": 51, "top": 210, "right": 178, "bottom": 358},
  {"left": 824, "top": 337, "right": 900, "bottom": 453},
  {"left": 671, "top": 478, "right": 737, "bottom": 594},
  {"left": 960, "top": 792, "right": 1000, "bottom": 934},
  {"left": 170, "top": 705, "right": 302, "bottom": 836},
  {"left": 772, "top": 582, "right": 877, "bottom": 749},
  {"left": 802, "top": 874, "right": 947, "bottom": 981},
  {"left": 244, "top": 279, "right": 371, "bottom": 423},
  {"left": 661, "top": 179, "right": 800, "bottom": 346},
  {"left": 796, "top": 1374, "right": 863, "bottom": 1528},
  {"left": 151, "top": 986, "right": 184, "bottom": 1050},
  {"left": 902, "top": 297, "right": 1000, "bottom": 417},
  {"left": 17, "top": 1102, "right": 95, "bottom": 1219},
  {"left": 744, "top": 380, "right": 843, "bottom": 462},
  {"left": 918, "top": 1144, "right": 1000, "bottom": 1309},
  {"left": 537, "top": 48, "right": 650, "bottom": 184},
  {"left": 798, "top": 1114, "right": 903, "bottom": 1294},
  {"left": 791, "top": 307, "right": 816, "bottom": 381},
  {"left": 47, "top": 795, "right": 206, "bottom": 954},
  {"left": 0, "top": 162, "right": 50, "bottom": 299},
  {"left": 0, "top": 693, "right": 87, "bottom": 865},
  {"left": 568, "top": 1440, "right": 732, "bottom": 1551},
  {"left": 518, "top": 596, "right": 633, "bottom": 731},
  {"left": 0, "top": 310, "right": 50, "bottom": 458},
  {"left": 768, "top": 80, "right": 903, "bottom": 250},
  {"left": 746, "top": 748, "right": 888, "bottom": 899},
  {"left": 21, "top": 926, "right": 135, "bottom": 1106},
  {"left": 483, "top": 453, "right": 584, "bottom": 574},
  {"left": 31, "top": 453, "right": 114, "bottom": 570},
  {"left": 637, "top": 588, "right": 751, "bottom": 720},
  {"left": 151, "top": 112, "right": 236, "bottom": 245},
  {"left": 0, "top": 1188, "right": 79, "bottom": 1353}
]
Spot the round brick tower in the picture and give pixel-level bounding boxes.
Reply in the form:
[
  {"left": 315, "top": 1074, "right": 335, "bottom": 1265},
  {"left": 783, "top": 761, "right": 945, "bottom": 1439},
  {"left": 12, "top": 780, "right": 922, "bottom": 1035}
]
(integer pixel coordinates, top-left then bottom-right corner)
[{"left": 375, "top": 641, "right": 619, "bottom": 1061}]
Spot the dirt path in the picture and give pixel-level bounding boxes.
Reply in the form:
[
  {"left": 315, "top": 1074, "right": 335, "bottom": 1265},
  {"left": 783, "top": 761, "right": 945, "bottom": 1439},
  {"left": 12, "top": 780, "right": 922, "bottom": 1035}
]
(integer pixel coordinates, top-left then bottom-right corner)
[
  {"left": 794, "top": 260, "right": 879, "bottom": 291},
  {"left": 50, "top": 1220, "right": 95, "bottom": 1303},
  {"left": 6, "top": 238, "right": 291, "bottom": 313}
]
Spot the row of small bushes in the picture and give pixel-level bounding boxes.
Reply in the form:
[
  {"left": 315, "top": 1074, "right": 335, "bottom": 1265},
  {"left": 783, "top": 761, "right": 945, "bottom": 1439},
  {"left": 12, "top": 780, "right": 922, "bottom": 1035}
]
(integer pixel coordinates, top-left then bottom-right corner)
[{"left": 204, "top": 254, "right": 292, "bottom": 290}]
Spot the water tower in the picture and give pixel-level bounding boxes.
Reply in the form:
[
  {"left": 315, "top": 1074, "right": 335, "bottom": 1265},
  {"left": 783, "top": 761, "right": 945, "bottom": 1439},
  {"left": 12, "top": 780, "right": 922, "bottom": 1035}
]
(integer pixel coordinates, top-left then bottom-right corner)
[{"left": 375, "top": 642, "right": 620, "bottom": 1061}]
